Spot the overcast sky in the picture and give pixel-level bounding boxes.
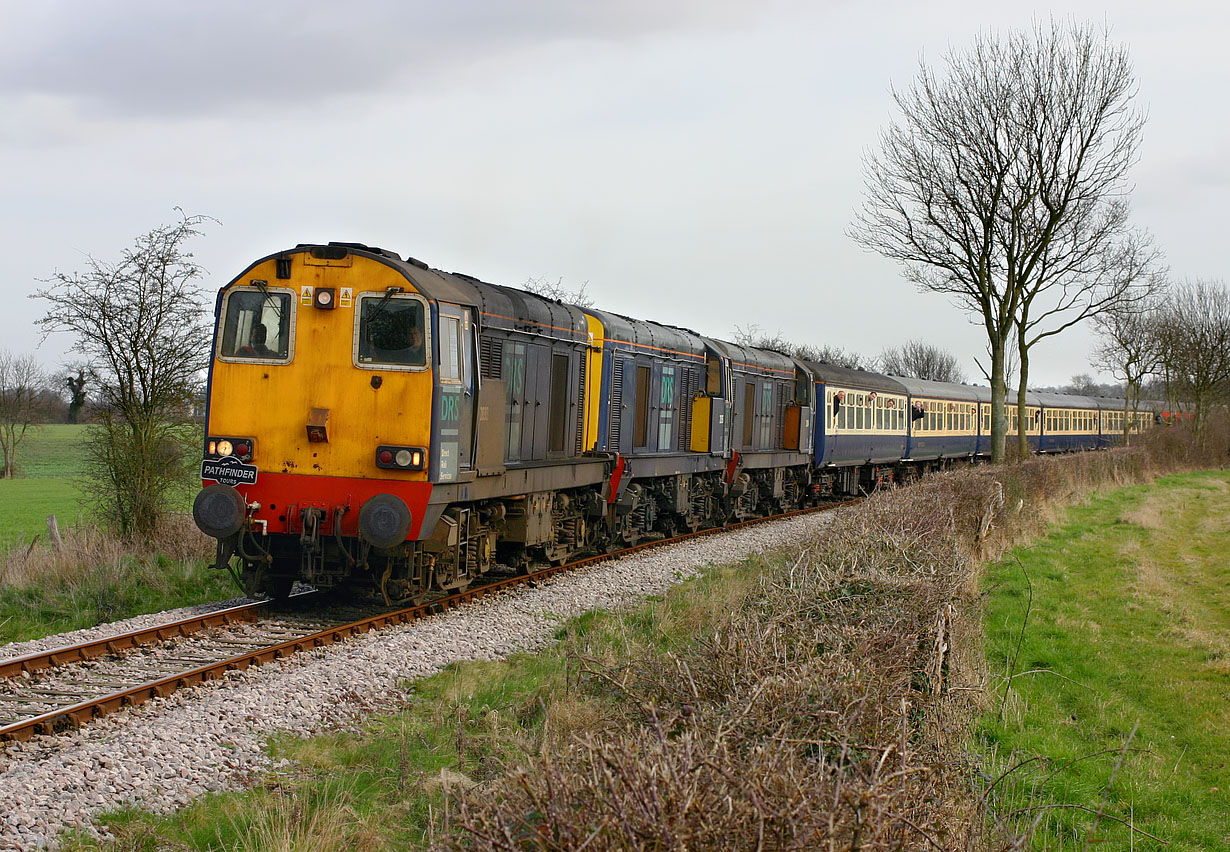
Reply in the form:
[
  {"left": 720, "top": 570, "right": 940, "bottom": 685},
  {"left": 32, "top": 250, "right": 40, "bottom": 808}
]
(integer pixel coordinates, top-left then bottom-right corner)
[{"left": 2, "top": 0, "right": 1225, "bottom": 388}]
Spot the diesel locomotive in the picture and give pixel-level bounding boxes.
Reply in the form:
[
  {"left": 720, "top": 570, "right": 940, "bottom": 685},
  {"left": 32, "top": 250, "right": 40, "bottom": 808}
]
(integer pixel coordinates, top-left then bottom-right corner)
[{"left": 191, "top": 242, "right": 1154, "bottom": 601}]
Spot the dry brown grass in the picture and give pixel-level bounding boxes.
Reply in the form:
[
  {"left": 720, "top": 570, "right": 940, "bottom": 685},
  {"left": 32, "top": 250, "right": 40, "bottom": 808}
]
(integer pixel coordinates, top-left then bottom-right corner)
[
  {"left": 439, "top": 482, "right": 994, "bottom": 850},
  {"left": 0, "top": 512, "right": 211, "bottom": 587},
  {"left": 425, "top": 427, "right": 1230, "bottom": 852}
]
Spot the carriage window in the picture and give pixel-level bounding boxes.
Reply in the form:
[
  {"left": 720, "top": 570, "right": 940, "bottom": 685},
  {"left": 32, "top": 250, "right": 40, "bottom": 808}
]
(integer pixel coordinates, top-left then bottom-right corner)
[
  {"left": 794, "top": 370, "right": 810, "bottom": 404},
  {"left": 220, "top": 288, "right": 292, "bottom": 361},
  {"left": 705, "top": 357, "right": 722, "bottom": 395},
  {"left": 357, "top": 294, "right": 427, "bottom": 367}
]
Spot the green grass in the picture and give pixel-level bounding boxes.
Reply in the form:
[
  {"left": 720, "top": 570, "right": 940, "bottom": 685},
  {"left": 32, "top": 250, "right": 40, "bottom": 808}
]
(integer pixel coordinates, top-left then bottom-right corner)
[
  {"left": 980, "top": 471, "right": 1230, "bottom": 850},
  {"left": 15, "top": 423, "right": 92, "bottom": 479},
  {"left": 1, "top": 423, "right": 229, "bottom": 643},
  {"left": 0, "top": 554, "right": 235, "bottom": 644},
  {"left": 0, "top": 424, "right": 90, "bottom": 547},
  {"left": 0, "top": 477, "right": 86, "bottom": 550}
]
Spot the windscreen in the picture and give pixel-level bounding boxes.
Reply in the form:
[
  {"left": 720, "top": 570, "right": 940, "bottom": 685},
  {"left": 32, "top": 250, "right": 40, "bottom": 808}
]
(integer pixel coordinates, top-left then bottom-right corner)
[
  {"left": 357, "top": 294, "right": 427, "bottom": 367},
  {"left": 220, "top": 288, "right": 292, "bottom": 360}
]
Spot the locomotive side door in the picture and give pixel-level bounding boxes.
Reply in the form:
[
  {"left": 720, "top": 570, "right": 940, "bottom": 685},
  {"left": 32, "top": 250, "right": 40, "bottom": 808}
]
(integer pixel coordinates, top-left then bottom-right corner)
[{"left": 436, "top": 303, "right": 477, "bottom": 479}]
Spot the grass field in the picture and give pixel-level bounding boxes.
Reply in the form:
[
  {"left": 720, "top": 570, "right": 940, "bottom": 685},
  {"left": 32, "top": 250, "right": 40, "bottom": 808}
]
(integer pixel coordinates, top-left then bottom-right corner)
[
  {"left": 0, "top": 424, "right": 90, "bottom": 549},
  {"left": 0, "top": 478, "right": 86, "bottom": 550},
  {"left": 980, "top": 471, "right": 1230, "bottom": 850},
  {"left": 14, "top": 423, "right": 91, "bottom": 478},
  {"left": 1, "top": 424, "right": 227, "bottom": 643}
]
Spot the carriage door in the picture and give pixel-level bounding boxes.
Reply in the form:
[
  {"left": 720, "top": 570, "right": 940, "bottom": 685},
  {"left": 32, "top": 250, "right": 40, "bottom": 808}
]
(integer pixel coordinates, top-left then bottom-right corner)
[{"left": 436, "top": 304, "right": 476, "bottom": 479}]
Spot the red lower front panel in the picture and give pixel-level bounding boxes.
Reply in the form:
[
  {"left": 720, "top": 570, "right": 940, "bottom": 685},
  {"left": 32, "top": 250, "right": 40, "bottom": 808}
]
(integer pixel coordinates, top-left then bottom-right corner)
[{"left": 207, "top": 472, "right": 434, "bottom": 541}]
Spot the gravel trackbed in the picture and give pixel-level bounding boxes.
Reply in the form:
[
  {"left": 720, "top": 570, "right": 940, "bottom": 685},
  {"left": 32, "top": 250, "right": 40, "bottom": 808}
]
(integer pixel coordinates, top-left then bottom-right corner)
[{"left": 0, "top": 513, "right": 833, "bottom": 850}]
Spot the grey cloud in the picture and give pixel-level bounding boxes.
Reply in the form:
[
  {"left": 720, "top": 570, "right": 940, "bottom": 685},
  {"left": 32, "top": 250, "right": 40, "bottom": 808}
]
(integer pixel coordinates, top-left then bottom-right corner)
[{"left": 0, "top": 0, "right": 769, "bottom": 117}]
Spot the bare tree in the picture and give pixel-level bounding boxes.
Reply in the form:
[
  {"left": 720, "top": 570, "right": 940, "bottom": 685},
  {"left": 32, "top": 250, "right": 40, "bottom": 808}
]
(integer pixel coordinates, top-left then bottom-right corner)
[
  {"left": 850, "top": 21, "right": 1145, "bottom": 462},
  {"left": 1152, "top": 279, "right": 1230, "bottom": 432},
  {"left": 33, "top": 213, "right": 214, "bottom": 537},
  {"left": 1012, "top": 226, "right": 1160, "bottom": 455},
  {"left": 877, "top": 339, "right": 965, "bottom": 382},
  {"left": 731, "top": 324, "right": 869, "bottom": 369},
  {"left": 1065, "top": 373, "right": 1101, "bottom": 395},
  {"left": 523, "top": 276, "right": 594, "bottom": 308},
  {"left": 803, "top": 344, "right": 870, "bottom": 371},
  {"left": 1092, "top": 269, "right": 1168, "bottom": 441},
  {"left": 0, "top": 352, "right": 46, "bottom": 479}
]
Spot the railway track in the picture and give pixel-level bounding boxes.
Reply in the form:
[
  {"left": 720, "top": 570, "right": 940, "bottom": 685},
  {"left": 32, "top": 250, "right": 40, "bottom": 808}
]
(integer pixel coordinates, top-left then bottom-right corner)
[{"left": 0, "top": 502, "right": 851, "bottom": 744}]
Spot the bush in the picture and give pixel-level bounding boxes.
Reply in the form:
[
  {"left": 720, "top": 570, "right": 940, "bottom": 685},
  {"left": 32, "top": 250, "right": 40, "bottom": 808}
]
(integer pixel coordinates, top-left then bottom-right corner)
[{"left": 437, "top": 425, "right": 1230, "bottom": 851}]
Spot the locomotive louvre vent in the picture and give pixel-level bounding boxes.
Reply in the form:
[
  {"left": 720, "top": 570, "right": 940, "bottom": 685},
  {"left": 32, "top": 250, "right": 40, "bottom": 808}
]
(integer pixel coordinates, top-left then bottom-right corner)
[
  {"left": 574, "top": 354, "right": 586, "bottom": 455},
  {"left": 776, "top": 382, "right": 787, "bottom": 448},
  {"left": 678, "top": 367, "right": 695, "bottom": 451},
  {"left": 609, "top": 359, "right": 624, "bottom": 450},
  {"left": 480, "top": 336, "right": 503, "bottom": 380}
]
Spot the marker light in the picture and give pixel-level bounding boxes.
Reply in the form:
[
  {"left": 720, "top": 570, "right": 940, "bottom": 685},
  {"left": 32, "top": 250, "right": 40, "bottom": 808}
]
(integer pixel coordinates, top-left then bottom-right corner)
[
  {"left": 374, "top": 445, "right": 427, "bottom": 470},
  {"left": 204, "top": 436, "right": 256, "bottom": 462}
]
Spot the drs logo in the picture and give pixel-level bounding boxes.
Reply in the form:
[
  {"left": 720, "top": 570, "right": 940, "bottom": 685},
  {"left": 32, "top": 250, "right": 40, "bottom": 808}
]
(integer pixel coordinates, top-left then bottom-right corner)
[{"left": 441, "top": 392, "right": 461, "bottom": 423}]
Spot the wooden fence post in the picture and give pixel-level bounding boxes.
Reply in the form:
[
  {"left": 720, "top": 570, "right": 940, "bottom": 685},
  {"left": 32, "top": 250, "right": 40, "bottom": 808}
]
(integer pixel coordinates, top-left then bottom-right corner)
[{"left": 47, "top": 515, "right": 64, "bottom": 552}]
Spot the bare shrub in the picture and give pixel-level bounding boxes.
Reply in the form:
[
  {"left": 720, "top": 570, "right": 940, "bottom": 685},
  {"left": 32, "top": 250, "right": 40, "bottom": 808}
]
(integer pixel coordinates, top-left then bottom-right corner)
[
  {"left": 0, "top": 350, "right": 48, "bottom": 478},
  {"left": 34, "top": 213, "right": 214, "bottom": 538},
  {"left": 1139, "top": 411, "right": 1230, "bottom": 470},
  {"left": 432, "top": 432, "right": 1220, "bottom": 851},
  {"left": 444, "top": 487, "right": 992, "bottom": 850}
]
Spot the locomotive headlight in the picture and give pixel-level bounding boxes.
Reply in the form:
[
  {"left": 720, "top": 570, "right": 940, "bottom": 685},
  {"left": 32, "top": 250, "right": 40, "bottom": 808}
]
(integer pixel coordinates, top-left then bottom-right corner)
[
  {"left": 394, "top": 449, "right": 413, "bottom": 467},
  {"left": 205, "top": 436, "right": 256, "bottom": 461}
]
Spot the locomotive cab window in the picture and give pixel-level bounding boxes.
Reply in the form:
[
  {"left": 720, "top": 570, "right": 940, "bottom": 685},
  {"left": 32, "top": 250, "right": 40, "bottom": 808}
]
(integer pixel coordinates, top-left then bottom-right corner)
[
  {"left": 356, "top": 293, "right": 429, "bottom": 369},
  {"left": 219, "top": 287, "right": 294, "bottom": 362}
]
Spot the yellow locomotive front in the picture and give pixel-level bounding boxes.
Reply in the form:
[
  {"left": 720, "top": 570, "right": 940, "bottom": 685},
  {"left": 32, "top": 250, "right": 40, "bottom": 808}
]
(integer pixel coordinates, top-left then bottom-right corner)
[{"left": 193, "top": 244, "right": 439, "bottom": 599}]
